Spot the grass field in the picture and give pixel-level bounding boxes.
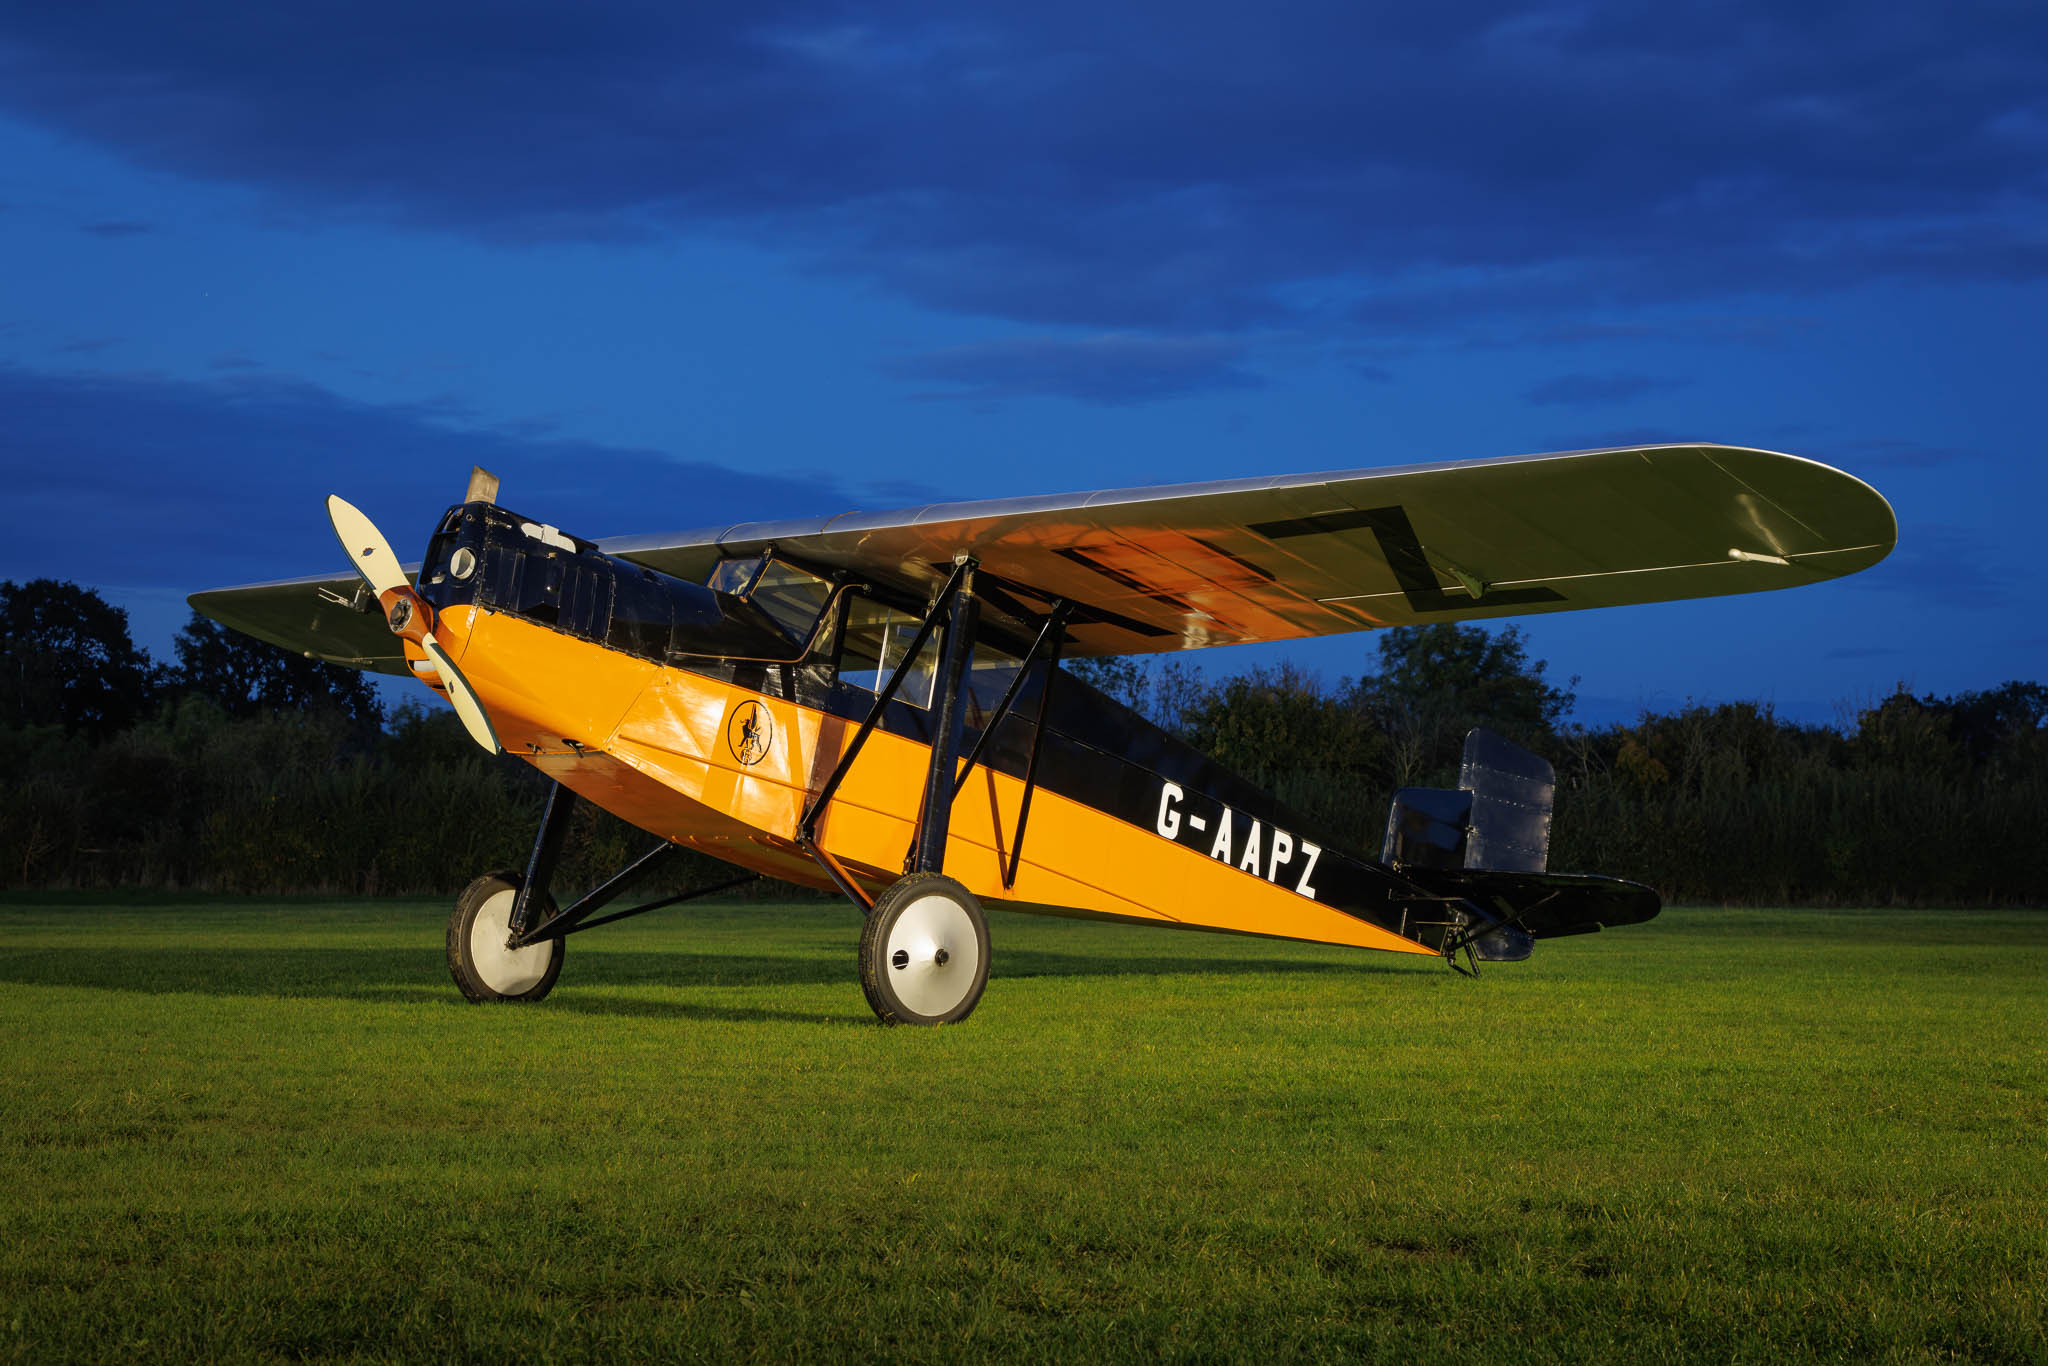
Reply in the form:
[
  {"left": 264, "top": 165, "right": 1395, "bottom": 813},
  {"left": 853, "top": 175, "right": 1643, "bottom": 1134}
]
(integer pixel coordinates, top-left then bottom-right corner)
[{"left": 1, "top": 895, "right": 2042, "bottom": 1364}]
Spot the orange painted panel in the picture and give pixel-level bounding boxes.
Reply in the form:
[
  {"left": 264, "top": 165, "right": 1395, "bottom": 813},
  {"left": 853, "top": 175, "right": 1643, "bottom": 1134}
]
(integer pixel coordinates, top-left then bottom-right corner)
[{"left": 430, "top": 607, "right": 1432, "bottom": 957}]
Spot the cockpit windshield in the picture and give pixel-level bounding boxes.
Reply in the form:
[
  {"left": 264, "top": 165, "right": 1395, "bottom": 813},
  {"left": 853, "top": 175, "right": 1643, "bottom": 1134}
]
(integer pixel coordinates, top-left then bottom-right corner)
[
  {"left": 706, "top": 555, "right": 834, "bottom": 644},
  {"left": 416, "top": 504, "right": 833, "bottom": 668}
]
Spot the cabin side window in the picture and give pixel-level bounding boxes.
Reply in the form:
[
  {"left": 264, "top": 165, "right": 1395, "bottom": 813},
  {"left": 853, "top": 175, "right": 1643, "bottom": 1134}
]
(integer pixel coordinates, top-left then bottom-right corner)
[
  {"left": 832, "top": 600, "right": 1030, "bottom": 717},
  {"left": 964, "top": 644, "right": 1023, "bottom": 727},
  {"left": 836, "top": 599, "right": 940, "bottom": 708}
]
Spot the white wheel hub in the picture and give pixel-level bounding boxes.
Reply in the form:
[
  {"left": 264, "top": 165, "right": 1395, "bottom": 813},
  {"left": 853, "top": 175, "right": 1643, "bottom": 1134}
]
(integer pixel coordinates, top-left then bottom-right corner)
[
  {"left": 885, "top": 892, "right": 982, "bottom": 1017},
  {"left": 469, "top": 886, "right": 555, "bottom": 995}
]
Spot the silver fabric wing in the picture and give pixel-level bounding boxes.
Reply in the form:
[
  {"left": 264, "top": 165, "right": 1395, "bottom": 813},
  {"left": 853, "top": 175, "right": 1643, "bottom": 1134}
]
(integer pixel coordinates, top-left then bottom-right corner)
[{"left": 190, "top": 443, "right": 1896, "bottom": 672}]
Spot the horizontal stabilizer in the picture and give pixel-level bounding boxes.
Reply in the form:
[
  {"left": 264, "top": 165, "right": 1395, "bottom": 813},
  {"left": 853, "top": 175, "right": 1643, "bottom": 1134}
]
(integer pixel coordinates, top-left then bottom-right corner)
[{"left": 1409, "top": 866, "right": 1662, "bottom": 940}]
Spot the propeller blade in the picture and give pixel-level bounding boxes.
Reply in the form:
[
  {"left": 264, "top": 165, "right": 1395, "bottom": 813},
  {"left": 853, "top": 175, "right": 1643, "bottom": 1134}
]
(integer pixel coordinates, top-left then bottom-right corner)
[
  {"left": 420, "top": 633, "right": 502, "bottom": 755},
  {"left": 327, "top": 493, "right": 502, "bottom": 755},
  {"left": 325, "top": 494, "right": 409, "bottom": 596}
]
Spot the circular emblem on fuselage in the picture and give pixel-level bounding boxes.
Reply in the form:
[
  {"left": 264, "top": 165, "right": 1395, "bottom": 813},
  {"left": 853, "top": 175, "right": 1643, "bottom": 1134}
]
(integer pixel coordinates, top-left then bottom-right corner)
[{"left": 727, "top": 700, "right": 774, "bottom": 766}]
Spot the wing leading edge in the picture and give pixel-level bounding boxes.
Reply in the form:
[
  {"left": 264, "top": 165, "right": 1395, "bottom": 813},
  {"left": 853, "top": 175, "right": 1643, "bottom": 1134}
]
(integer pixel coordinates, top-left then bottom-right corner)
[
  {"left": 190, "top": 443, "right": 1895, "bottom": 668},
  {"left": 606, "top": 442, "right": 1895, "bottom": 656}
]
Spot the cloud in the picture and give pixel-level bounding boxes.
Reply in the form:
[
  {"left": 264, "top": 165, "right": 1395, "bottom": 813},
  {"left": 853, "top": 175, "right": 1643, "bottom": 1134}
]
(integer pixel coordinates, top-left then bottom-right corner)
[
  {"left": 79, "top": 218, "right": 153, "bottom": 236},
  {"left": 1541, "top": 426, "right": 1696, "bottom": 450},
  {"left": 0, "top": 363, "right": 861, "bottom": 592},
  {"left": 1842, "top": 521, "right": 2014, "bottom": 610},
  {"left": 888, "top": 333, "right": 1263, "bottom": 405},
  {"left": 1813, "top": 437, "right": 1975, "bottom": 471},
  {"left": 1524, "top": 373, "right": 1685, "bottom": 407},
  {"left": 488, "top": 414, "right": 564, "bottom": 440},
  {"left": 1483, "top": 314, "right": 1820, "bottom": 348},
  {"left": 849, "top": 476, "right": 955, "bottom": 505},
  {"left": 0, "top": 3, "right": 2041, "bottom": 332}
]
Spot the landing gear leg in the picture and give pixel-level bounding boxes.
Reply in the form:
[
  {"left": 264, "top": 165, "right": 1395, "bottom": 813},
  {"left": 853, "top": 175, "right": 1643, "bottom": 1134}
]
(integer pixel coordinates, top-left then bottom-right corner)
[
  {"left": 448, "top": 781, "right": 578, "bottom": 1003},
  {"left": 861, "top": 559, "right": 989, "bottom": 1024},
  {"left": 801, "top": 557, "right": 998, "bottom": 1025}
]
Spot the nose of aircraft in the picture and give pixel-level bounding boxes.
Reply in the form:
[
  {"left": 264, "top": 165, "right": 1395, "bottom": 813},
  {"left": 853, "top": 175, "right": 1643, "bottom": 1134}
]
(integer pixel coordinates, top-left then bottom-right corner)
[{"left": 326, "top": 493, "right": 502, "bottom": 755}]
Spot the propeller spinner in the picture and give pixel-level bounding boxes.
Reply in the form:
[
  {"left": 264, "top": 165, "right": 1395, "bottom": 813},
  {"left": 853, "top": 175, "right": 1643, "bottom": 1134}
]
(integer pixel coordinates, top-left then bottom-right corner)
[{"left": 326, "top": 494, "right": 502, "bottom": 755}]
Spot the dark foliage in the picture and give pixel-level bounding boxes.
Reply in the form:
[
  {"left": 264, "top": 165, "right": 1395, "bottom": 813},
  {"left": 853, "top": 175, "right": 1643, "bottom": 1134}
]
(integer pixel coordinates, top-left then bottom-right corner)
[
  {"left": 0, "top": 698, "right": 788, "bottom": 897},
  {"left": 1078, "top": 633, "right": 2048, "bottom": 906},
  {"left": 3, "top": 583, "right": 2043, "bottom": 905},
  {"left": 168, "top": 613, "right": 385, "bottom": 732},
  {"left": 1359, "top": 623, "right": 1575, "bottom": 780},
  {"left": 0, "top": 579, "right": 157, "bottom": 738},
  {"left": 0, "top": 588, "right": 779, "bottom": 897}
]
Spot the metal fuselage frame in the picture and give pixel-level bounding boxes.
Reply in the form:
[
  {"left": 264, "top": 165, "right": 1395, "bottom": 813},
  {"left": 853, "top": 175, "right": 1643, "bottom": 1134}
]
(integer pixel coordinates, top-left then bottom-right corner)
[
  {"left": 387, "top": 540, "right": 1458, "bottom": 958},
  {"left": 431, "top": 606, "right": 1433, "bottom": 957},
  {"left": 396, "top": 501, "right": 1642, "bottom": 960},
  {"left": 195, "top": 445, "right": 1896, "bottom": 967}
]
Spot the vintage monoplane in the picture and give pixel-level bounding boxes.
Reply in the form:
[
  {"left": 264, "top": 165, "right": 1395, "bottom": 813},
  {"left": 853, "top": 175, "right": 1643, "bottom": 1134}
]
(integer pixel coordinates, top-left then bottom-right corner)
[{"left": 192, "top": 444, "right": 1894, "bottom": 1024}]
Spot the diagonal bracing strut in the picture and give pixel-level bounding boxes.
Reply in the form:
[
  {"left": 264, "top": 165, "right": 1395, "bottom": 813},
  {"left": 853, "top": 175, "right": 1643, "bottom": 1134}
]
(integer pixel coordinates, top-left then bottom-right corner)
[
  {"left": 944, "top": 600, "right": 1070, "bottom": 892},
  {"left": 796, "top": 557, "right": 974, "bottom": 906}
]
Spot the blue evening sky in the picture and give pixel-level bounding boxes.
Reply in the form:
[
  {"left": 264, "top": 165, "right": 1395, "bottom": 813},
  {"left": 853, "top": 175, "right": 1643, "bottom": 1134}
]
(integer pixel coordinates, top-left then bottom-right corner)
[{"left": 2, "top": 3, "right": 2042, "bottom": 723}]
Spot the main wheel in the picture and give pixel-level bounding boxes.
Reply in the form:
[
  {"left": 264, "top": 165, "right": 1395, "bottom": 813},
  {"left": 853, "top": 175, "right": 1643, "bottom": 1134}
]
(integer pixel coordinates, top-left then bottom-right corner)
[
  {"left": 447, "top": 871, "right": 564, "bottom": 1004},
  {"left": 858, "top": 872, "right": 991, "bottom": 1025}
]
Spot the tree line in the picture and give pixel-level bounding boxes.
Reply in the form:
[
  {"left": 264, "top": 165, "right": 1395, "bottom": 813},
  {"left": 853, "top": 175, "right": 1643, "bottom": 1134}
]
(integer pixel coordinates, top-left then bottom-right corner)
[
  {"left": 2, "top": 579, "right": 677, "bottom": 897},
  {"left": 4, "top": 578, "right": 2044, "bottom": 905}
]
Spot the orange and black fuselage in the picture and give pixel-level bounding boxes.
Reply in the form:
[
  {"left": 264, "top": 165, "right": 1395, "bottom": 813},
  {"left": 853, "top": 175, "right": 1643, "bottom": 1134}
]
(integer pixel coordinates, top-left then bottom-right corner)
[{"left": 407, "top": 502, "right": 1652, "bottom": 958}]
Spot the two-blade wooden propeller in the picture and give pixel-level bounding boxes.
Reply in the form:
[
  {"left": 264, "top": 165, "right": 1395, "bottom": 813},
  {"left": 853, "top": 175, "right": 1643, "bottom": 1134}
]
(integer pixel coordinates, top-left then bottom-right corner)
[{"left": 325, "top": 494, "right": 501, "bottom": 755}]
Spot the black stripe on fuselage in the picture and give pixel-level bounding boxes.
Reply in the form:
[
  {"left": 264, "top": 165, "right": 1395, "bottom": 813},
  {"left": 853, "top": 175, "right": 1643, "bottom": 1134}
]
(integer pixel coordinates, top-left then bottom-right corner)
[
  {"left": 674, "top": 651, "right": 1453, "bottom": 950},
  {"left": 424, "top": 505, "right": 1452, "bottom": 950}
]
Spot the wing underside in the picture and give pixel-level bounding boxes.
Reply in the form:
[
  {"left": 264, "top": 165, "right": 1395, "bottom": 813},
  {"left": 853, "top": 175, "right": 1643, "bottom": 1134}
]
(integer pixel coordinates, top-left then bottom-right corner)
[
  {"left": 189, "top": 574, "right": 410, "bottom": 675},
  {"left": 190, "top": 443, "right": 1896, "bottom": 669}
]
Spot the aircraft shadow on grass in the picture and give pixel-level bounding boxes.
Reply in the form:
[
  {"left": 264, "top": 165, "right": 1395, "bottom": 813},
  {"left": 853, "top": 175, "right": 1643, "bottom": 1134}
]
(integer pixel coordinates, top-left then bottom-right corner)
[{"left": 0, "top": 941, "right": 1411, "bottom": 1026}]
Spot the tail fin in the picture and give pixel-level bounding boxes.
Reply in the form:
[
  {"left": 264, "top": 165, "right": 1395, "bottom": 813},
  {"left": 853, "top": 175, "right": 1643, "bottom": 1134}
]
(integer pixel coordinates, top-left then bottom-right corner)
[
  {"left": 1381, "top": 728, "right": 1554, "bottom": 874},
  {"left": 1457, "top": 728, "right": 1555, "bottom": 873},
  {"left": 1382, "top": 730, "right": 1659, "bottom": 961},
  {"left": 1381, "top": 729, "right": 1557, "bottom": 961}
]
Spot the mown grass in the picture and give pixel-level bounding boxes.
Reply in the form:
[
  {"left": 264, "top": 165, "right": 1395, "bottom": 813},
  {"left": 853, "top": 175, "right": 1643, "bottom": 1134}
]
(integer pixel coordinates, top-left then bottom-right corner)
[{"left": 0, "top": 895, "right": 2041, "bottom": 1363}]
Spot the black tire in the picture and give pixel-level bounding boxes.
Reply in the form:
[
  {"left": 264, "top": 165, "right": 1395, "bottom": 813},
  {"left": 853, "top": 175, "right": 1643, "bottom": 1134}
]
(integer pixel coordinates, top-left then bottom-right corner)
[
  {"left": 858, "top": 872, "right": 990, "bottom": 1026},
  {"left": 447, "top": 870, "right": 564, "bottom": 1004}
]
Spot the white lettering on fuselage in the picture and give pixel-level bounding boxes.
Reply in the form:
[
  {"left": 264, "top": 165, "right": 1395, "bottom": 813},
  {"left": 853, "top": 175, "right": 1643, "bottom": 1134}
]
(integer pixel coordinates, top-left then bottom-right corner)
[
  {"left": 1156, "top": 783, "right": 1183, "bottom": 839},
  {"left": 1295, "top": 841, "right": 1322, "bottom": 899},
  {"left": 1155, "top": 780, "right": 1321, "bottom": 902},
  {"left": 1268, "top": 828, "right": 1294, "bottom": 881}
]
